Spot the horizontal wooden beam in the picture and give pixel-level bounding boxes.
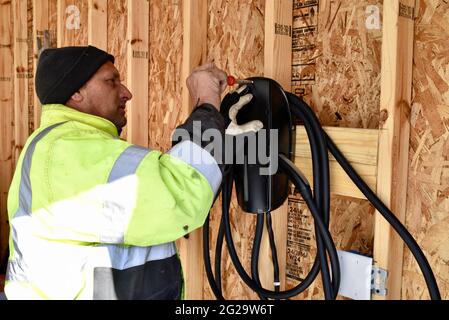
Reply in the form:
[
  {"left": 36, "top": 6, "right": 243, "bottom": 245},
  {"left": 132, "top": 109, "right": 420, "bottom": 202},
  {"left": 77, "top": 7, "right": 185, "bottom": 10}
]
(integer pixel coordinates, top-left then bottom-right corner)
[{"left": 294, "top": 126, "right": 379, "bottom": 199}]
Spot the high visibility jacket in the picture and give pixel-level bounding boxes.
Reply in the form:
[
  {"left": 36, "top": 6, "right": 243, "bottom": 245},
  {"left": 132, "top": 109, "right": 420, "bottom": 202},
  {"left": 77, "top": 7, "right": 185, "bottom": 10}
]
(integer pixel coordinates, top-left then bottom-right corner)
[{"left": 5, "top": 104, "right": 222, "bottom": 299}]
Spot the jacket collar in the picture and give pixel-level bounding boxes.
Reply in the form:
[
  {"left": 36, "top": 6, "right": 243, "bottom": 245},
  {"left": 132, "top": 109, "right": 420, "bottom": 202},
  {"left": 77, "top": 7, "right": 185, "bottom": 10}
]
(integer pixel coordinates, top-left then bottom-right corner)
[{"left": 40, "top": 104, "right": 119, "bottom": 137}]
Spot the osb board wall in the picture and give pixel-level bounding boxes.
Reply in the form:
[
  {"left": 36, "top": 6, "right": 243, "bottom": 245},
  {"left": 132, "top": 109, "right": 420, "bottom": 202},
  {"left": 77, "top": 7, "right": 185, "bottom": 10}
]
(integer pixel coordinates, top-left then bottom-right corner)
[
  {"left": 286, "top": 0, "right": 381, "bottom": 299},
  {"left": 287, "top": 190, "right": 374, "bottom": 299},
  {"left": 402, "top": 0, "right": 449, "bottom": 300},
  {"left": 108, "top": 0, "right": 128, "bottom": 99},
  {"left": 148, "top": 0, "right": 183, "bottom": 152},
  {"left": 292, "top": 0, "right": 382, "bottom": 128},
  {"left": 204, "top": 0, "right": 265, "bottom": 300}
]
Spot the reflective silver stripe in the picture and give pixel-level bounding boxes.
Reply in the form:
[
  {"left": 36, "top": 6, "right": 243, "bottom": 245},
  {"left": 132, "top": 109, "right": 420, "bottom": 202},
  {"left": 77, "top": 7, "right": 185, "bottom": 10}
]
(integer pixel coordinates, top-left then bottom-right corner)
[
  {"left": 167, "top": 140, "right": 222, "bottom": 196},
  {"left": 5, "top": 260, "right": 28, "bottom": 282},
  {"left": 96, "top": 242, "right": 177, "bottom": 270},
  {"left": 108, "top": 145, "right": 150, "bottom": 182},
  {"left": 93, "top": 255, "right": 182, "bottom": 300},
  {"left": 16, "top": 122, "right": 67, "bottom": 218},
  {"left": 105, "top": 145, "right": 176, "bottom": 273},
  {"left": 8, "top": 122, "right": 67, "bottom": 283}
]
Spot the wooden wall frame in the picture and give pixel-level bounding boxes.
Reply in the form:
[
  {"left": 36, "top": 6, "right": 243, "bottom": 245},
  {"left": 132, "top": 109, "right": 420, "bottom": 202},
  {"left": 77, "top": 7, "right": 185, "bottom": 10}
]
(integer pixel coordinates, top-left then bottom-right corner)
[
  {"left": 177, "top": 0, "right": 208, "bottom": 300},
  {"left": 372, "top": 0, "right": 416, "bottom": 300},
  {"left": 0, "top": 0, "right": 423, "bottom": 300}
]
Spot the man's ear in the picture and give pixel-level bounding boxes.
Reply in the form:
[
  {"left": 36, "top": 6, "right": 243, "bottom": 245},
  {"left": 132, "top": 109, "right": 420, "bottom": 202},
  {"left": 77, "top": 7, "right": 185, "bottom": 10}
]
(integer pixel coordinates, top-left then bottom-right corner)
[{"left": 70, "top": 91, "right": 83, "bottom": 102}]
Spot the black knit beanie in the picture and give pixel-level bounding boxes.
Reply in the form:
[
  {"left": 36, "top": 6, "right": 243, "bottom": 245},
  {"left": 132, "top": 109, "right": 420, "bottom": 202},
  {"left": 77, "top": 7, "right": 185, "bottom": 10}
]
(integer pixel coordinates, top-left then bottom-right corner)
[{"left": 35, "top": 46, "right": 115, "bottom": 105}]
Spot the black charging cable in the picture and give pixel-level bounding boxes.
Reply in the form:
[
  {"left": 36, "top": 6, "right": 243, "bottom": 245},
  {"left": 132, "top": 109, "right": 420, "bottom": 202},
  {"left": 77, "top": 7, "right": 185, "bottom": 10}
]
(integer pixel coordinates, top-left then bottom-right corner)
[
  {"left": 203, "top": 88, "right": 339, "bottom": 300},
  {"left": 204, "top": 160, "right": 340, "bottom": 299},
  {"left": 286, "top": 92, "right": 441, "bottom": 300}
]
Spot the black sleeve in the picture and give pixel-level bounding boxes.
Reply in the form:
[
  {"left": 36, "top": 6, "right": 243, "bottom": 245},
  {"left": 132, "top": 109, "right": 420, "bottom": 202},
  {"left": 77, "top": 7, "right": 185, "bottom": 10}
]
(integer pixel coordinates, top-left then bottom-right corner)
[{"left": 172, "top": 103, "right": 226, "bottom": 173}]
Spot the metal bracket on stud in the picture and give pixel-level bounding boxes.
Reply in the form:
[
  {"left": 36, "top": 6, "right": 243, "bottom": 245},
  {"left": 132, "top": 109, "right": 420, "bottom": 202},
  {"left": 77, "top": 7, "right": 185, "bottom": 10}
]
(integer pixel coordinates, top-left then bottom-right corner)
[{"left": 371, "top": 266, "right": 388, "bottom": 297}]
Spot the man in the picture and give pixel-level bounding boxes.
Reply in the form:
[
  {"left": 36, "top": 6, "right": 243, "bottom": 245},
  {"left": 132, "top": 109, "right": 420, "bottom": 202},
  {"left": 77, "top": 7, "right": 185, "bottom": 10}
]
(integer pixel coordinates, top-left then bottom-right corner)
[{"left": 5, "top": 45, "right": 227, "bottom": 299}]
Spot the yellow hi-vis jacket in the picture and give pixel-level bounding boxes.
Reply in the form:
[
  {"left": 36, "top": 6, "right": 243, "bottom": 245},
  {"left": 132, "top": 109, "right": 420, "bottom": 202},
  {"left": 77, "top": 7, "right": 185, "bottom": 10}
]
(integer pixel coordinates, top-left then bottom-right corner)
[{"left": 5, "top": 104, "right": 222, "bottom": 299}]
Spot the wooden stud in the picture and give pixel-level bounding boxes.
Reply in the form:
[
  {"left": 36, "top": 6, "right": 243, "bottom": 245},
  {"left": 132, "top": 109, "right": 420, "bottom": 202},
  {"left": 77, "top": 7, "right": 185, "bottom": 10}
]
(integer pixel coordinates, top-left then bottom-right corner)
[
  {"left": 27, "top": 0, "right": 34, "bottom": 134},
  {"left": 33, "top": 0, "right": 57, "bottom": 129},
  {"left": 260, "top": 0, "right": 292, "bottom": 291},
  {"left": 180, "top": 0, "right": 207, "bottom": 119},
  {"left": 294, "top": 126, "right": 379, "bottom": 199},
  {"left": 126, "top": 0, "right": 149, "bottom": 147},
  {"left": 0, "top": 0, "right": 14, "bottom": 271},
  {"left": 88, "top": 0, "right": 107, "bottom": 51},
  {"left": 57, "top": 0, "right": 88, "bottom": 47},
  {"left": 13, "top": 0, "right": 30, "bottom": 164},
  {"left": 373, "top": 0, "right": 416, "bottom": 300},
  {"left": 176, "top": 0, "right": 208, "bottom": 300},
  {"left": 264, "top": 0, "right": 293, "bottom": 88}
]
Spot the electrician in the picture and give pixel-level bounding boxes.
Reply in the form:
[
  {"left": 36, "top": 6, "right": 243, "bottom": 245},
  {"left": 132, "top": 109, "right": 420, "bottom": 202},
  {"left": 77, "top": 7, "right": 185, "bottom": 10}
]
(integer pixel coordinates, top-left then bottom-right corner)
[{"left": 4, "top": 45, "right": 227, "bottom": 300}]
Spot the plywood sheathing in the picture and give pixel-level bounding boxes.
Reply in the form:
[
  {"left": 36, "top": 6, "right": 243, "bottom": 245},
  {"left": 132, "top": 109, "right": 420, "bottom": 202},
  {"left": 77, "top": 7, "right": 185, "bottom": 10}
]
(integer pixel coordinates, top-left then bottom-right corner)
[
  {"left": 402, "top": 0, "right": 449, "bottom": 300},
  {"left": 286, "top": 191, "right": 374, "bottom": 299},
  {"left": 148, "top": 0, "right": 183, "bottom": 152},
  {"left": 204, "top": 0, "right": 265, "bottom": 300},
  {"left": 207, "top": 0, "right": 265, "bottom": 80},
  {"left": 107, "top": 0, "right": 128, "bottom": 139},
  {"left": 286, "top": 0, "right": 380, "bottom": 299},
  {"left": 294, "top": 0, "right": 382, "bottom": 129}
]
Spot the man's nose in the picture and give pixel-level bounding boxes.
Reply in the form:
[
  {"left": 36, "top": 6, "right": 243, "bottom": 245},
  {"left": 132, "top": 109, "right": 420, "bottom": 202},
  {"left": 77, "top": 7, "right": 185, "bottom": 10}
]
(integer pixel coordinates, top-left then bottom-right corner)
[{"left": 121, "top": 84, "right": 133, "bottom": 100}]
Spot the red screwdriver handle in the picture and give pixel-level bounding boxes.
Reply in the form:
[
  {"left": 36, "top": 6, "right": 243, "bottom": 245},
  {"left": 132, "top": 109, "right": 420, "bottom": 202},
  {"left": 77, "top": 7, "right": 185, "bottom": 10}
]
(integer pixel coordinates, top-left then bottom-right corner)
[{"left": 227, "top": 75, "right": 236, "bottom": 86}]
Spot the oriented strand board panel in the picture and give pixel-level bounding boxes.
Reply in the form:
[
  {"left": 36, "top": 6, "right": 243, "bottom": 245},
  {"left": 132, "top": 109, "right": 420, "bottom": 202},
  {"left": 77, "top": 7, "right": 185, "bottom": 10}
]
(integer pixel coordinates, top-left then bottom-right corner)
[
  {"left": 286, "top": 190, "right": 374, "bottom": 299},
  {"left": 204, "top": 0, "right": 265, "bottom": 300},
  {"left": 0, "top": 0, "right": 14, "bottom": 273},
  {"left": 107, "top": 0, "right": 127, "bottom": 78},
  {"left": 148, "top": 0, "right": 183, "bottom": 152},
  {"left": 402, "top": 0, "right": 449, "bottom": 300},
  {"left": 293, "top": 0, "right": 382, "bottom": 129},
  {"left": 206, "top": 0, "right": 265, "bottom": 79},
  {"left": 107, "top": 0, "right": 128, "bottom": 139},
  {"left": 286, "top": 0, "right": 381, "bottom": 300}
]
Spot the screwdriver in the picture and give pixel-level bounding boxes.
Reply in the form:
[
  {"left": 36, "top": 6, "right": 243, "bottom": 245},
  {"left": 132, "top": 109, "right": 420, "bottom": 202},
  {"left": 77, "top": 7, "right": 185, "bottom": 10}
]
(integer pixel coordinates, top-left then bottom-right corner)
[{"left": 227, "top": 75, "right": 253, "bottom": 86}]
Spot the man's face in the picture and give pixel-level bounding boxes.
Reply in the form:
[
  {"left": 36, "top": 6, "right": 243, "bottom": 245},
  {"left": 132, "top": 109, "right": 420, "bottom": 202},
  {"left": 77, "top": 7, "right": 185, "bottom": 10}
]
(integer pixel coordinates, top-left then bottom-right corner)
[{"left": 79, "top": 61, "right": 132, "bottom": 130}]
